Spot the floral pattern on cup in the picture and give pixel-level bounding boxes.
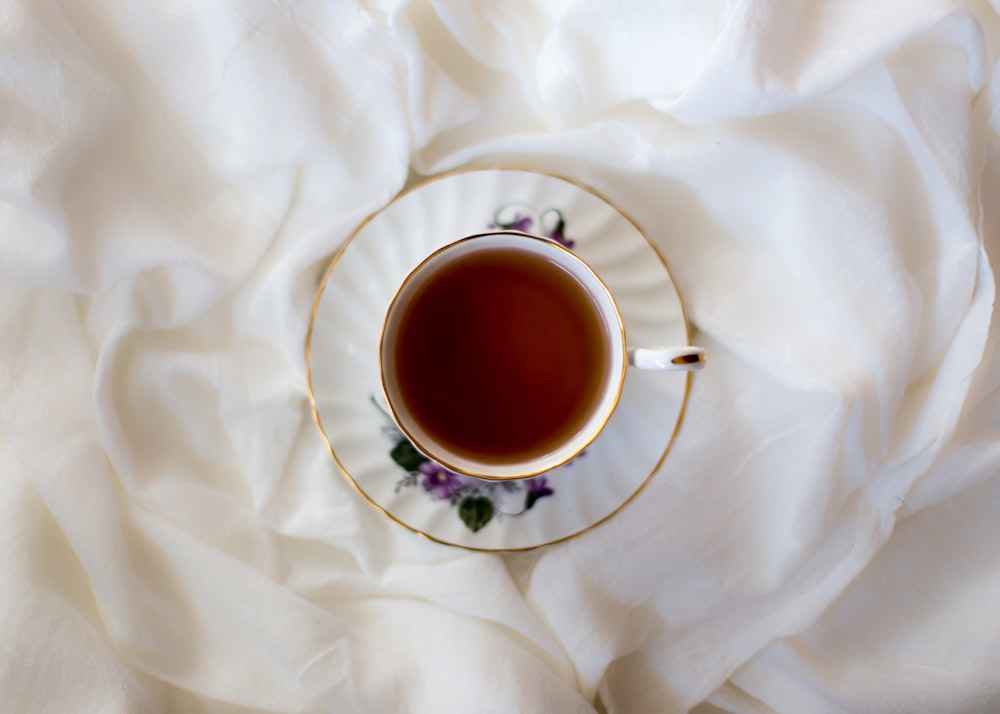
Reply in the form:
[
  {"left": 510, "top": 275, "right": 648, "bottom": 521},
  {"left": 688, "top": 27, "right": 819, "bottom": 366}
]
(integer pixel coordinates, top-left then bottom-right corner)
[{"left": 372, "top": 204, "right": 583, "bottom": 533}]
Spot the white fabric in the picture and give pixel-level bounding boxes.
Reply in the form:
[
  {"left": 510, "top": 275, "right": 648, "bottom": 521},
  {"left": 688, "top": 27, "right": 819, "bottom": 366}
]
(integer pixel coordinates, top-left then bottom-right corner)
[{"left": 2, "top": 1, "right": 999, "bottom": 712}]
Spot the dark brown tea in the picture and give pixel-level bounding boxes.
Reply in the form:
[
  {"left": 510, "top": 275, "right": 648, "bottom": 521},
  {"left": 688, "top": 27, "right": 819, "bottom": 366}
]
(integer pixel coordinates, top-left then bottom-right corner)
[{"left": 392, "top": 246, "right": 611, "bottom": 466}]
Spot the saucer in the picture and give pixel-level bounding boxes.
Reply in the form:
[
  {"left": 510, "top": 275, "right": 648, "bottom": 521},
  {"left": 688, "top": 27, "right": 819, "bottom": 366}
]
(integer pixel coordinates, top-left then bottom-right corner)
[{"left": 306, "top": 167, "right": 693, "bottom": 551}]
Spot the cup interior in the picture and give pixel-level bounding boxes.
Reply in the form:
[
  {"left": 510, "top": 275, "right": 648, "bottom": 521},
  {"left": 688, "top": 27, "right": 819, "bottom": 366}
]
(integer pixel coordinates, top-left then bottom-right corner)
[{"left": 380, "top": 232, "right": 627, "bottom": 480}]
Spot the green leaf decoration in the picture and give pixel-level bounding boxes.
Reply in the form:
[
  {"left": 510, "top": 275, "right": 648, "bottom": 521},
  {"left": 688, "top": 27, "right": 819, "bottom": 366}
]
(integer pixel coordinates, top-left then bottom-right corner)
[
  {"left": 458, "top": 496, "right": 494, "bottom": 532},
  {"left": 524, "top": 490, "right": 540, "bottom": 511},
  {"left": 390, "top": 438, "right": 427, "bottom": 472}
]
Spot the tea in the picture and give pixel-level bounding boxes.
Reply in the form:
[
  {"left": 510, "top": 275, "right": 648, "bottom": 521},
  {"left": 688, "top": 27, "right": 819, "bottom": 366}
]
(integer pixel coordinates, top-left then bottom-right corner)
[{"left": 392, "top": 246, "right": 611, "bottom": 465}]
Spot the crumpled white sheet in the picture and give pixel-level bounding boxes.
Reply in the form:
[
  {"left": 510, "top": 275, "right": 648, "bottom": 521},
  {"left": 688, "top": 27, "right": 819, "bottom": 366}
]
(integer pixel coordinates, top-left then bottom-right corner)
[{"left": 2, "top": 1, "right": 999, "bottom": 712}]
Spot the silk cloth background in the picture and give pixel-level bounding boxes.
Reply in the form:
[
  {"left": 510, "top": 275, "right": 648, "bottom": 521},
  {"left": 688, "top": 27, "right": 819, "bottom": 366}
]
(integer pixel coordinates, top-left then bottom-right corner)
[{"left": 2, "top": 1, "right": 1000, "bottom": 712}]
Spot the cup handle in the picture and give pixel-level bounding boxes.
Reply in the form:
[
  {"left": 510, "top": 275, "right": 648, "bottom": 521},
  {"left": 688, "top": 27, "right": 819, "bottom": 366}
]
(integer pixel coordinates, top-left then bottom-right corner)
[{"left": 628, "top": 346, "right": 706, "bottom": 371}]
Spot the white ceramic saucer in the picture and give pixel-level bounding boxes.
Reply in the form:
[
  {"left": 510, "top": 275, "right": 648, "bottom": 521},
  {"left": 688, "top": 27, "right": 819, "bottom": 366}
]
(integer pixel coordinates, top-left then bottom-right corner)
[{"left": 306, "top": 167, "right": 693, "bottom": 551}]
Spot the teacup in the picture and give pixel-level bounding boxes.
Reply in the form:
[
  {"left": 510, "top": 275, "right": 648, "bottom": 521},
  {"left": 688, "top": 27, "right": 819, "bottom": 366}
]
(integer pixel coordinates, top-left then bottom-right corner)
[{"left": 379, "top": 231, "right": 705, "bottom": 480}]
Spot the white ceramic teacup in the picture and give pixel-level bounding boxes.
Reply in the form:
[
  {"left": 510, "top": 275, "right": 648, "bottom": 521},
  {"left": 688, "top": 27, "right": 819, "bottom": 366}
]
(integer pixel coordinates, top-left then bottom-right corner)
[{"left": 380, "top": 231, "right": 705, "bottom": 480}]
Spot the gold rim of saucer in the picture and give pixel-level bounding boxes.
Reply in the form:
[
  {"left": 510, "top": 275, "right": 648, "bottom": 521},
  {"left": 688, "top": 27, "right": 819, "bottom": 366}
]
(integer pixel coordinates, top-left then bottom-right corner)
[
  {"left": 304, "top": 166, "right": 695, "bottom": 552},
  {"left": 377, "top": 230, "right": 629, "bottom": 482}
]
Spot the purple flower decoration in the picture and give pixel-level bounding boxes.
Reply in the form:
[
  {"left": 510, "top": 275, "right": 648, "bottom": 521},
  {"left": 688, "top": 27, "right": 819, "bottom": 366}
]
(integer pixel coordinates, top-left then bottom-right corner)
[
  {"left": 524, "top": 476, "right": 555, "bottom": 510},
  {"left": 489, "top": 212, "right": 534, "bottom": 233},
  {"left": 419, "top": 461, "right": 465, "bottom": 500},
  {"left": 546, "top": 227, "right": 575, "bottom": 249},
  {"left": 543, "top": 212, "right": 576, "bottom": 249},
  {"left": 527, "top": 476, "right": 554, "bottom": 498}
]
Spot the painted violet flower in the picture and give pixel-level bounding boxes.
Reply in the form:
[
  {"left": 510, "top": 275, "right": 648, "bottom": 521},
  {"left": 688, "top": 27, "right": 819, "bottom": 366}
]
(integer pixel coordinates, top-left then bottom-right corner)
[
  {"left": 524, "top": 476, "right": 555, "bottom": 509},
  {"left": 419, "top": 461, "right": 465, "bottom": 500},
  {"left": 490, "top": 207, "right": 575, "bottom": 248},
  {"left": 543, "top": 211, "right": 576, "bottom": 249},
  {"left": 489, "top": 212, "right": 534, "bottom": 233}
]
